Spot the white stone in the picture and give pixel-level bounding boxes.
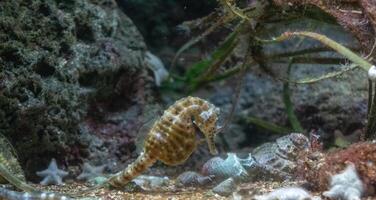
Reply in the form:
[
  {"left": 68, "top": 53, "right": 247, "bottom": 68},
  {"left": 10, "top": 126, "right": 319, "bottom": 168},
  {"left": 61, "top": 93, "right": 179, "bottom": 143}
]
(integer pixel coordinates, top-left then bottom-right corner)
[
  {"left": 254, "top": 187, "right": 320, "bottom": 200},
  {"left": 368, "top": 65, "right": 376, "bottom": 81},
  {"left": 145, "top": 51, "right": 169, "bottom": 86},
  {"left": 323, "top": 163, "right": 363, "bottom": 200}
]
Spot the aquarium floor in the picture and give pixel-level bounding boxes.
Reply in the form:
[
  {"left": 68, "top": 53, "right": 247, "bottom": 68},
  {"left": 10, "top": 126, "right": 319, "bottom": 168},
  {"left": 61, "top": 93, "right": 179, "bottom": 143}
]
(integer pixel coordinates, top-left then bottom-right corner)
[
  {"left": 32, "top": 181, "right": 375, "bottom": 200},
  {"left": 35, "top": 183, "right": 227, "bottom": 200}
]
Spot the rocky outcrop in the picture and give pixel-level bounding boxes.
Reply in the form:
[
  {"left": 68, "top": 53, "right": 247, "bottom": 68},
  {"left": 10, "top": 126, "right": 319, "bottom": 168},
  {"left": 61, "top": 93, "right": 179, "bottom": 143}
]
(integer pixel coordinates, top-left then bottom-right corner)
[{"left": 0, "top": 0, "right": 155, "bottom": 180}]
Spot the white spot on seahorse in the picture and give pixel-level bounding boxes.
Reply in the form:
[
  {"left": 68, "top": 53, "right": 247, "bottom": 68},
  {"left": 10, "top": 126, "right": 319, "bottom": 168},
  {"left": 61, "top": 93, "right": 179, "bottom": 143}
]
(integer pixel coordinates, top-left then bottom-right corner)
[
  {"left": 200, "top": 106, "right": 219, "bottom": 121},
  {"left": 155, "top": 132, "right": 164, "bottom": 141}
]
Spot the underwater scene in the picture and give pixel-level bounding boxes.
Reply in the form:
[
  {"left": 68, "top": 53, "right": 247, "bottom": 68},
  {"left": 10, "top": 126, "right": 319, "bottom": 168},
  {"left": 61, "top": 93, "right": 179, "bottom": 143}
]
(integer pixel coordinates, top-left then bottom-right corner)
[{"left": 1, "top": 0, "right": 376, "bottom": 199}]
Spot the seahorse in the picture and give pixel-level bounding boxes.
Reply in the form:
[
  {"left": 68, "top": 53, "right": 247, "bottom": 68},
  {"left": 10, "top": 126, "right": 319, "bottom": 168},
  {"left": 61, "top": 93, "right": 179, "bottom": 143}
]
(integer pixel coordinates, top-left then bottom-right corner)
[
  {"left": 0, "top": 135, "right": 74, "bottom": 200},
  {"left": 0, "top": 96, "right": 220, "bottom": 199},
  {"left": 106, "top": 96, "right": 221, "bottom": 188},
  {"left": 0, "top": 133, "right": 37, "bottom": 193}
]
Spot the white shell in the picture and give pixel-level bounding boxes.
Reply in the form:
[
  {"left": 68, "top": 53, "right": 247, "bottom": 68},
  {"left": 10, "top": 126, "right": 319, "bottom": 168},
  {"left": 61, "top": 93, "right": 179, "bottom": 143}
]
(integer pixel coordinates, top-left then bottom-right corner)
[{"left": 202, "top": 153, "right": 250, "bottom": 181}]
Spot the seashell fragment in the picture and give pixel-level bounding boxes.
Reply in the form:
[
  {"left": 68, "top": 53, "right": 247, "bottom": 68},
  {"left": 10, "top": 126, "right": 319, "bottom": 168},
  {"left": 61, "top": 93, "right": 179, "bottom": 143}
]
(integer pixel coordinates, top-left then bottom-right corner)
[
  {"left": 212, "top": 177, "right": 236, "bottom": 197},
  {"left": 202, "top": 153, "right": 251, "bottom": 181}
]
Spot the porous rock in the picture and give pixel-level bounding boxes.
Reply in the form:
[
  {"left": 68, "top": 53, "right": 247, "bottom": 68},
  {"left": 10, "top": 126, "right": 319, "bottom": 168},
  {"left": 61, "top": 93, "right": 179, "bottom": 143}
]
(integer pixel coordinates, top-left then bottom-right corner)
[{"left": 0, "top": 0, "right": 155, "bottom": 180}]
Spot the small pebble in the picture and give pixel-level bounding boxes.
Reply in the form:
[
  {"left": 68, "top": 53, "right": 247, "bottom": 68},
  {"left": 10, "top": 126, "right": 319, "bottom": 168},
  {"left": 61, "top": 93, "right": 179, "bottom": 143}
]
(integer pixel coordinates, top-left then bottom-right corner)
[{"left": 212, "top": 177, "right": 236, "bottom": 197}]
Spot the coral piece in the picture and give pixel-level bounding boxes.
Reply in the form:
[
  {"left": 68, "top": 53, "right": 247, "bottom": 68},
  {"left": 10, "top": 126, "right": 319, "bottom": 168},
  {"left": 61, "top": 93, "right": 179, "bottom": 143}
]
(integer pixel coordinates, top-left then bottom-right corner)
[
  {"left": 36, "top": 158, "right": 68, "bottom": 186},
  {"left": 323, "top": 164, "right": 363, "bottom": 200},
  {"left": 201, "top": 153, "right": 251, "bottom": 181},
  {"left": 212, "top": 177, "right": 236, "bottom": 197},
  {"left": 309, "top": 129, "right": 324, "bottom": 151},
  {"left": 145, "top": 51, "right": 169, "bottom": 87},
  {"left": 251, "top": 133, "right": 310, "bottom": 180},
  {"left": 253, "top": 187, "right": 320, "bottom": 200},
  {"left": 296, "top": 142, "right": 376, "bottom": 195},
  {"left": 201, "top": 133, "right": 310, "bottom": 183},
  {"left": 77, "top": 162, "right": 106, "bottom": 182},
  {"left": 97, "top": 96, "right": 221, "bottom": 188},
  {"left": 176, "top": 171, "right": 213, "bottom": 187}
]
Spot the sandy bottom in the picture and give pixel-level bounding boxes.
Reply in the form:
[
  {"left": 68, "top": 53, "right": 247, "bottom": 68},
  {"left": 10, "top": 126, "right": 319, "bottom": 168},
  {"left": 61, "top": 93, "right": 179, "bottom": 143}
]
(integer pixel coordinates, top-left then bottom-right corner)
[{"left": 30, "top": 181, "right": 376, "bottom": 200}]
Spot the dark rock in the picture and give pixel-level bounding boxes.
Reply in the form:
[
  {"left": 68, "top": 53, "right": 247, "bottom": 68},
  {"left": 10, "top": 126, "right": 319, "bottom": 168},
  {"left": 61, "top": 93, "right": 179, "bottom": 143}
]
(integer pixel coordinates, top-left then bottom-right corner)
[{"left": 0, "top": 0, "right": 155, "bottom": 181}]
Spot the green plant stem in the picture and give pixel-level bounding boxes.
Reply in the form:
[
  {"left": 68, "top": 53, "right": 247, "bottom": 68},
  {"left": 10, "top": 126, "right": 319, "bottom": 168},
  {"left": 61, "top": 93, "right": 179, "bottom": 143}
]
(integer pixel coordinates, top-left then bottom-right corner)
[
  {"left": 283, "top": 59, "right": 304, "bottom": 132},
  {"left": 366, "top": 81, "right": 376, "bottom": 139},
  {"left": 258, "top": 31, "right": 373, "bottom": 71},
  {"left": 171, "top": 14, "right": 234, "bottom": 71},
  {"left": 220, "top": 0, "right": 252, "bottom": 21},
  {"left": 280, "top": 64, "right": 358, "bottom": 84},
  {"left": 246, "top": 116, "right": 291, "bottom": 134}
]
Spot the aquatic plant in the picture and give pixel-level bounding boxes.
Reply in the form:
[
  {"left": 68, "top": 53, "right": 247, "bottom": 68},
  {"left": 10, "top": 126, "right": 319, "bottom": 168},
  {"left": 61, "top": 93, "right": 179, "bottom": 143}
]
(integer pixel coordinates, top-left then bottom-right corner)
[
  {"left": 166, "top": 0, "right": 376, "bottom": 139},
  {"left": 283, "top": 59, "right": 303, "bottom": 132},
  {"left": 273, "top": 0, "right": 376, "bottom": 51}
]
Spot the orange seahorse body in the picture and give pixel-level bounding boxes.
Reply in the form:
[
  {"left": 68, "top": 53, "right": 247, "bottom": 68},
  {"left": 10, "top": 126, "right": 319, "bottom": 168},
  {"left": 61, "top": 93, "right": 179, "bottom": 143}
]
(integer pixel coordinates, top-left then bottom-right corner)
[{"left": 108, "top": 96, "right": 221, "bottom": 188}]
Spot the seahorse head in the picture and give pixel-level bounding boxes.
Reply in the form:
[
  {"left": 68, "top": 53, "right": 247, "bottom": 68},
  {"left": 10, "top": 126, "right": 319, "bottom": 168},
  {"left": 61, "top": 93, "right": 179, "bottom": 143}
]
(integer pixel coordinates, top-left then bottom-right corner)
[{"left": 194, "top": 103, "right": 220, "bottom": 155}]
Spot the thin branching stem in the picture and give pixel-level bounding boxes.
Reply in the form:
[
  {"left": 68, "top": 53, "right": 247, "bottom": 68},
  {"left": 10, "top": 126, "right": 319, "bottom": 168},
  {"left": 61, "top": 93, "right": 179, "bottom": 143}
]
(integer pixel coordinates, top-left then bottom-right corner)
[
  {"left": 257, "top": 31, "right": 373, "bottom": 71},
  {"left": 283, "top": 59, "right": 304, "bottom": 132},
  {"left": 170, "top": 13, "right": 235, "bottom": 71},
  {"left": 219, "top": 0, "right": 252, "bottom": 21},
  {"left": 279, "top": 64, "right": 358, "bottom": 84}
]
